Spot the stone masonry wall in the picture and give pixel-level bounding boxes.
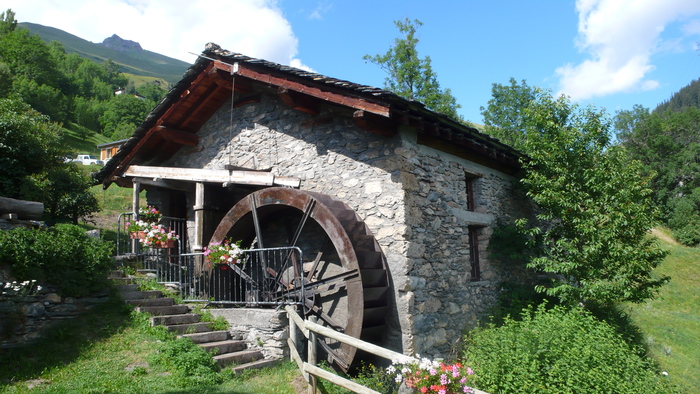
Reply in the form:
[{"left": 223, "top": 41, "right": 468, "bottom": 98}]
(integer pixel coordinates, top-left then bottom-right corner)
[{"left": 160, "top": 88, "right": 528, "bottom": 359}]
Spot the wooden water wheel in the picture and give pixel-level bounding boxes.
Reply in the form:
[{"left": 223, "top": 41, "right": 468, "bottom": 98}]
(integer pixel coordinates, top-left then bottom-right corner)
[{"left": 209, "top": 187, "right": 391, "bottom": 371}]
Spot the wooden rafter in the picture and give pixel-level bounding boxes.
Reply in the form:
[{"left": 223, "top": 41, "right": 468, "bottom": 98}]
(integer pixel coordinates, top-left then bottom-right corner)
[
  {"left": 352, "top": 110, "right": 397, "bottom": 136},
  {"left": 155, "top": 126, "right": 199, "bottom": 146},
  {"left": 213, "top": 61, "right": 391, "bottom": 117},
  {"left": 278, "top": 87, "right": 320, "bottom": 115}
]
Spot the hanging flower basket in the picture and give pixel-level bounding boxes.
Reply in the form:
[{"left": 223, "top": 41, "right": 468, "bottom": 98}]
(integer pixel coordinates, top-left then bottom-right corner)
[
  {"left": 139, "top": 205, "right": 162, "bottom": 223},
  {"left": 152, "top": 239, "right": 177, "bottom": 249},
  {"left": 129, "top": 231, "right": 146, "bottom": 239}
]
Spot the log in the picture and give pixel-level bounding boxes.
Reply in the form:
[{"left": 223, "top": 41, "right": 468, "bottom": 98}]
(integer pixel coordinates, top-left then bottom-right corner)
[{"left": 0, "top": 196, "right": 44, "bottom": 220}]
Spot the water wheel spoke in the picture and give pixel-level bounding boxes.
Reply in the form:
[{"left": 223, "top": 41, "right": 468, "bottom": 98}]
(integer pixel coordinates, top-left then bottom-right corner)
[
  {"left": 305, "top": 299, "right": 344, "bottom": 331},
  {"left": 316, "top": 339, "right": 350, "bottom": 371},
  {"left": 305, "top": 269, "right": 358, "bottom": 293},
  {"left": 306, "top": 251, "right": 324, "bottom": 281}
]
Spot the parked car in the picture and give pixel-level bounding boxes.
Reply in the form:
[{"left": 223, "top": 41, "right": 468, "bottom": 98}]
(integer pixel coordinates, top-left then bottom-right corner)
[{"left": 73, "top": 155, "right": 104, "bottom": 166}]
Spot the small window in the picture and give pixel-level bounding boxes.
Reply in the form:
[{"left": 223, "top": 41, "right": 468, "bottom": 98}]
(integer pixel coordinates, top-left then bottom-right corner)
[
  {"left": 465, "top": 174, "right": 477, "bottom": 211},
  {"left": 469, "top": 226, "right": 480, "bottom": 281}
]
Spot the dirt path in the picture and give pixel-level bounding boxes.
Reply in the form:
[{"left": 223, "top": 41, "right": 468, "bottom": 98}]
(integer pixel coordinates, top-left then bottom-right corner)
[{"left": 651, "top": 228, "right": 679, "bottom": 246}]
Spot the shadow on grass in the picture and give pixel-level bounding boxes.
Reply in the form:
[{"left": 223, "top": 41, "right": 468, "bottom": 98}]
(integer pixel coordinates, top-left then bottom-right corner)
[{"left": 0, "top": 290, "right": 134, "bottom": 385}]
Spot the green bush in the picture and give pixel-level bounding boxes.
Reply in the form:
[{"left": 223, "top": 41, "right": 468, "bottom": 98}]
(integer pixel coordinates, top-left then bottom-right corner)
[
  {"left": 463, "top": 304, "right": 672, "bottom": 394},
  {"left": 0, "top": 224, "right": 113, "bottom": 297},
  {"left": 148, "top": 337, "right": 222, "bottom": 388}
]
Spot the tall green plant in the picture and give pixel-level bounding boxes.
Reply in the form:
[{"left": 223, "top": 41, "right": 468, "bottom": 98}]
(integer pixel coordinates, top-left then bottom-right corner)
[{"left": 482, "top": 81, "right": 668, "bottom": 306}]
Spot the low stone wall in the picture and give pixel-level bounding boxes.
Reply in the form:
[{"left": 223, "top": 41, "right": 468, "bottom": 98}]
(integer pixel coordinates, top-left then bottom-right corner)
[
  {"left": 208, "top": 308, "right": 289, "bottom": 360},
  {"left": 0, "top": 284, "right": 111, "bottom": 348}
]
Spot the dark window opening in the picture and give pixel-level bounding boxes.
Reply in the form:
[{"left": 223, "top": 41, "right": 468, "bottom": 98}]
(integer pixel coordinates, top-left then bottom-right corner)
[
  {"left": 465, "top": 175, "right": 476, "bottom": 211},
  {"left": 469, "top": 226, "right": 480, "bottom": 281}
]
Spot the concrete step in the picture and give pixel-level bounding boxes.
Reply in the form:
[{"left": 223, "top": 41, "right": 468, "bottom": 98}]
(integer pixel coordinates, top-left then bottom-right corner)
[
  {"left": 199, "top": 340, "right": 246, "bottom": 355},
  {"left": 165, "top": 322, "right": 211, "bottom": 334},
  {"left": 126, "top": 297, "right": 174, "bottom": 307},
  {"left": 213, "top": 349, "right": 264, "bottom": 367},
  {"left": 135, "top": 305, "right": 189, "bottom": 316},
  {"left": 231, "top": 358, "right": 281, "bottom": 374},
  {"left": 120, "top": 290, "right": 162, "bottom": 300},
  {"left": 179, "top": 330, "right": 230, "bottom": 344},
  {"left": 151, "top": 313, "right": 201, "bottom": 326}
]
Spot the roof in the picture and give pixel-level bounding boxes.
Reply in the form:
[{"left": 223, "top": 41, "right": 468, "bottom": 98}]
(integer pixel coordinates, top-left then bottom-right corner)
[
  {"left": 95, "top": 43, "right": 524, "bottom": 187},
  {"left": 97, "top": 139, "right": 128, "bottom": 149}
]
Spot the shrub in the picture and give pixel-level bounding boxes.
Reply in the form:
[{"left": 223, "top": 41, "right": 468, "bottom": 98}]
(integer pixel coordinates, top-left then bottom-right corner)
[
  {"left": 463, "top": 304, "right": 672, "bottom": 394},
  {"left": 0, "top": 224, "right": 113, "bottom": 297},
  {"left": 148, "top": 337, "right": 222, "bottom": 387}
]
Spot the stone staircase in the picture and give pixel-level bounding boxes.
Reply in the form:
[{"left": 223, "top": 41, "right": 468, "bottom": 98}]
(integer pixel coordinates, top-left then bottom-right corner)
[{"left": 112, "top": 272, "right": 280, "bottom": 374}]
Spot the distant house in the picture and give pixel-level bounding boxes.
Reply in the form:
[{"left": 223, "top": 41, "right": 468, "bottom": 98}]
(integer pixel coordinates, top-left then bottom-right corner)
[
  {"left": 97, "top": 139, "right": 127, "bottom": 163},
  {"left": 95, "top": 43, "right": 531, "bottom": 366}
]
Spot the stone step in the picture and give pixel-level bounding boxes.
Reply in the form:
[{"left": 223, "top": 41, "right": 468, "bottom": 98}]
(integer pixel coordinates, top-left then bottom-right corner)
[
  {"left": 165, "top": 322, "right": 211, "bottom": 334},
  {"left": 109, "top": 270, "right": 126, "bottom": 279},
  {"left": 135, "top": 305, "right": 189, "bottom": 316},
  {"left": 199, "top": 340, "right": 246, "bottom": 355},
  {"left": 231, "top": 358, "right": 281, "bottom": 375},
  {"left": 151, "top": 313, "right": 201, "bottom": 326},
  {"left": 116, "top": 284, "right": 138, "bottom": 292},
  {"left": 126, "top": 297, "right": 174, "bottom": 307},
  {"left": 120, "top": 290, "right": 162, "bottom": 300},
  {"left": 213, "top": 349, "right": 264, "bottom": 367},
  {"left": 179, "top": 330, "right": 230, "bottom": 344}
]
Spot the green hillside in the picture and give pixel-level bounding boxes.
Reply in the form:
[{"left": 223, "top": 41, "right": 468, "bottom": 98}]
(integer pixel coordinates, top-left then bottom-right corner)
[{"left": 18, "top": 22, "right": 190, "bottom": 84}]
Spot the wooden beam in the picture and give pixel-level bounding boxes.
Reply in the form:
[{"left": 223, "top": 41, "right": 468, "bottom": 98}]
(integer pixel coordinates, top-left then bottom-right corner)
[
  {"left": 232, "top": 94, "right": 261, "bottom": 108},
  {"left": 124, "top": 165, "right": 301, "bottom": 188},
  {"left": 214, "top": 62, "right": 390, "bottom": 117},
  {"left": 278, "top": 87, "right": 320, "bottom": 115},
  {"left": 155, "top": 125, "right": 199, "bottom": 146},
  {"left": 208, "top": 66, "right": 252, "bottom": 92},
  {"left": 352, "top": 110, "right": 397, "bottom": 136}
]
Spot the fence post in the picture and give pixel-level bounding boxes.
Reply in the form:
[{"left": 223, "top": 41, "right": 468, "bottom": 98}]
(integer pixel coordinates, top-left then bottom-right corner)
[{"left": 308, "top": 315, "right": 318, "bottom": 394}]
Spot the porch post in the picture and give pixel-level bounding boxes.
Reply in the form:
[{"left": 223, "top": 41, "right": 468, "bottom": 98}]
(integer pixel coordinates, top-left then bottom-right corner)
[
  {"left": 131, "top": 180, "right": 141, "bottom": 254},
  {"left": 193, "top": 182, "right": 205, "bottom": 252}
]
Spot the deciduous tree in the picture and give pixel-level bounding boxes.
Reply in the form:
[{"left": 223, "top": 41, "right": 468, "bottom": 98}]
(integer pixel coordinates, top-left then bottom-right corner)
[{"left": 364, "top": 18, "right": 462, "bottom": 121}]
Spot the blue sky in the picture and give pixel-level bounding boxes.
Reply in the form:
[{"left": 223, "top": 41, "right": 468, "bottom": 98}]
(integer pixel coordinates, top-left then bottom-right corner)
[{"left": 5, "top": 0, "right": 700, "bottom": 123}]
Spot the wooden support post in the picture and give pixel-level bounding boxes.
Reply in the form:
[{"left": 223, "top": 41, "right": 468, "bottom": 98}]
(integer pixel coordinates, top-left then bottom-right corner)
[
  {"left": 131, "top": 180, "right": 141, "bottom": 254},
  {"left": 290, "top": 314, "right": 298, "bottom": 363},
  {"left": 194, "top": 182, "right": 205, "bottom": 252},
  {"left": 308, "top": 316, "right": 318, "bottom": 394}
]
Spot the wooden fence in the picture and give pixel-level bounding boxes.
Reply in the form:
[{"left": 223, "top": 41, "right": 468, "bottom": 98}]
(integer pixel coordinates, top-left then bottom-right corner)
[{"left": 285, "top": 306, "right": 488, "bottom": 394}]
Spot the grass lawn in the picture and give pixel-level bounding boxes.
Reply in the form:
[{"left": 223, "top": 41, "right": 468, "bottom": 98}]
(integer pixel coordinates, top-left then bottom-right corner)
[
  {"left": 626, "top": 229, "right": 700, "bottom": 392},
  {"left": 0, "top": 291, "right": 303, "bottom": 393}
]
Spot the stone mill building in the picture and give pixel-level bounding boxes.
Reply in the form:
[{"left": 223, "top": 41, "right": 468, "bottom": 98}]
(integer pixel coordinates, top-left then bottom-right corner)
[{"left": 95, "top": 43, "right": 529, "bottom": 365}]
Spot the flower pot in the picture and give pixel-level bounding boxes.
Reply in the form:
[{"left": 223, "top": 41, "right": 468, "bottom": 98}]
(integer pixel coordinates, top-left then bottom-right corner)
[
  {"left": 129, "top": 231, "right": 146, "bottom": 239},
  {"left": 153, "top": 239, "right": 176, "bottom": 249}
]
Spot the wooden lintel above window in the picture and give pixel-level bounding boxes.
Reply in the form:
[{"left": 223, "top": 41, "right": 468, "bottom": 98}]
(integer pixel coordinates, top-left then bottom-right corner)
[
  {"left": 155, "top": 126, "right": 199, "bottom": 146},
  {"left": 278, "top": 87, "right": 320, "bottom": 115},
  {"left": 212, "top": 61, "right": 391, "bottom": 117},
  {"left": 352, "top": 110, "right": 397, "bottom": 136}
]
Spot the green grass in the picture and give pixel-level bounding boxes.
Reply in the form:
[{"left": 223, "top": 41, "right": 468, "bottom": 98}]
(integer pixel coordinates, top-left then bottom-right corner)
[
  {"left": 626, "top": 231, "right": 700, "bottom": 392},
  {"left": 61, "top": 122, "right": 111, "bottom": 156},
  {"left": 0, "top": 291, "right": 303, "bottom": 393}
]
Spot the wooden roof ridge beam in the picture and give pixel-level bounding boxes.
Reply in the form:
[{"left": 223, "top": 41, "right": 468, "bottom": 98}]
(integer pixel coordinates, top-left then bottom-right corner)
[
  {"left": 352, "top": 110, "right": 398, "bottom": 137},
  {"left": 278, "top": 87, "right": 320, "bottom": 115},
  {"left": 155, "top": 125, "right": 199, "bottom": 146},
  {"left": 215, "top": 62, "right": 390, "bottom": 117}
]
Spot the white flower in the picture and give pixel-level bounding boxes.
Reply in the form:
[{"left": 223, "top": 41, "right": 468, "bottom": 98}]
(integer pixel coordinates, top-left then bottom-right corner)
[
  {"left": 386, "top": 365, "right": 396, "bottom": 374},
  {"left": 394, "top": 374, "right": 403, "bottom": 383}
]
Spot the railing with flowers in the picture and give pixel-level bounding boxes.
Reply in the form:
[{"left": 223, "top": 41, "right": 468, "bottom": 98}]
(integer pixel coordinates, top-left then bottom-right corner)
[{"left": 285, "top": 306, "right": 488, "bottom": 394}]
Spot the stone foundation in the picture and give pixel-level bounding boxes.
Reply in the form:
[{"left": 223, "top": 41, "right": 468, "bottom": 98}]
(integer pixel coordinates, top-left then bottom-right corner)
[{"left": 208, "top": 308, "right": 289, "bottom": 360}]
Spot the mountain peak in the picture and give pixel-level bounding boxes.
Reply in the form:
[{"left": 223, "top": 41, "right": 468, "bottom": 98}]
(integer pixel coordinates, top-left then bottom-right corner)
[{"left": 100, "top": 34, "right": 142, "bottom": 53}]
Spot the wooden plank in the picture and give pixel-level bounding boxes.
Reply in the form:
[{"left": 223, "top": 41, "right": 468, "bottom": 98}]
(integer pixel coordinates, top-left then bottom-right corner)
[
  {"left": 124, "top": 165, "right": 300, "bottom": 187},
  {"left": 306, "top": 319, "right": 416, "bottom": 364},
  {"left": 285, "top": 306, "right": 310, "bottom": 338},
  {"left": 0, "top": 196, "right": 43, "bottom": 220},
  {"left": 304, "top": 363, "right": 381, "bottom": 394}
]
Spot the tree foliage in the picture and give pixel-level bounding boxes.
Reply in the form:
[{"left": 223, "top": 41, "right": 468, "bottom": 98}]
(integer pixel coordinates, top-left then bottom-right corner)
[
  {"left": 482, "top": 80, "right": 668, "bottom": 305},
  {"left": 617, "top": 105, "right": 700, "bottom": 245},
  {"left": 364, "top": 18, "right": 462, "bottom": 121}
]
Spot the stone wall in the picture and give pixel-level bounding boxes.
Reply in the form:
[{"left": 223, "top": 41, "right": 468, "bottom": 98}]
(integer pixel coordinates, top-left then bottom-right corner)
[
  {"left": 208, "top": 308, "right": 288, "bottom": 360},
  {"left": 154, "top": 87, "right": 529, "bottom": 360},
  {"left": 0, "top": 280, "right": 111, "bottom": 348}
]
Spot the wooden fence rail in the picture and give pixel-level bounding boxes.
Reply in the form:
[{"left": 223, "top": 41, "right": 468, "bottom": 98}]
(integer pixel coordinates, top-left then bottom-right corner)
[{"left": 285, "top": 306, "right": 488, "bottom": 394}]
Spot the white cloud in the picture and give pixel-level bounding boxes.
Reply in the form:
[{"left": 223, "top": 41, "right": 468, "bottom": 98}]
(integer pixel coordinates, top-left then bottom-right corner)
[
  {"left": 4, "top": 0, "right": 309, "bottom": 68},
  {"left": 556, "top": 0, "right": 700, "bottom": 101}
]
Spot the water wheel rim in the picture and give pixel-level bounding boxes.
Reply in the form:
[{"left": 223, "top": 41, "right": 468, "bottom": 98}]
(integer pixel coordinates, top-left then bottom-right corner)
[{"left": 211, "top": 187, "right": 365, "bottom": 369}]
